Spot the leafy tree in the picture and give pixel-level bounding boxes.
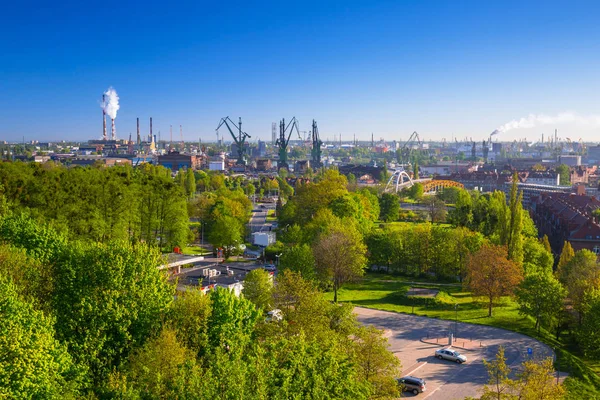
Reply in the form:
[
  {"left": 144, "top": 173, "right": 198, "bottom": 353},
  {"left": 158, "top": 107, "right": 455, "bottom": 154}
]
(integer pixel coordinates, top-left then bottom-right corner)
[
  {"left": 407, "top": 182, "right": 424, "bottom": 200},
  {"left": 353, "top": 325, "right": 401, "bottom": 398},
  {"left": 481, "top": 346, "right": 513, "bottom": 400},
  {"left": 422, "top": 196, "right": 447, "bottom": 223},
  {"left": 52, "top": 241, "right": 174, "bottom": 385},
  {"left": 448, "top": 188, "right": 473, "bottom": 226},
  {"left": 207, "top": 288, "right": 261, "bottom": 353},
  {"left": 0, "top": 281, "right": 81, "bottom": 398},
  {"left": 122, "top": 328, "right": 198, "bottom": 398},
  {"left": 184, "top": 168, "right": 196, "bottom": 198},
  {"left": 523, "top": 237, "right": 554, "bottom": 276},
  {"left": 576, "top": 290, "right": 600, "bottom": 358},
  {"left": 313, "top": 226, "right": 367, "bottom": 302},
  {"left": 279, "top": 243, "right": 316, "bottom": 280},
  {"left": 413, "top": 161, "right": 419, "bottom": 179},
  {"left": 515, "top": 273, "right": 566, "bottom": 332},
  {"left": 168, "top": 289, "right": 212, "bottom": 355},
  {"left": 557, "top": 249, "right": 600, "bottom": 320},
  {"left": 242, "top": 268, "right": 273, "bottom": 311},
  {"left": 515, "top": 358, "right": 565, "bottom": 400},
  {"left": 556, "top": 241, "right": 575, "bottom": 275},
  {"left": 465, "top": 244, "right": 523, "bottom": 316},
  {"left": 378, "top": 193, "right": 400, "bottom": 222},
  {"left": 208, "top": 215, "right": 243, "bottom": 258},
  {"left": 507, "top": 173, "right": 524, "bottom": 265},
  {"left": 541, "top": 235, "right": 552, "bottom": 254},
  {"left": 556, "top": 164, "right": 571, "bottom": 185}
]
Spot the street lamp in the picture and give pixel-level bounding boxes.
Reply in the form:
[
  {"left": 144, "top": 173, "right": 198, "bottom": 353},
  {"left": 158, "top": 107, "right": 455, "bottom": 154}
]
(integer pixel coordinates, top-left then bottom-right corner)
[
  {"left": 454, "top": 304, "right": 459, "bottom": 337},
  {"left": 276, "top": 253, "right": 282, "bottom": 267}
]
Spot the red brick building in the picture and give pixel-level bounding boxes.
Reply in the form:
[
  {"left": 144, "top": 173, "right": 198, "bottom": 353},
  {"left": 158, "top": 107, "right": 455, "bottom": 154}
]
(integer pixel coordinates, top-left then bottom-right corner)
[{"left": 530, "top": 192, "right": 600, "bottom": 257}]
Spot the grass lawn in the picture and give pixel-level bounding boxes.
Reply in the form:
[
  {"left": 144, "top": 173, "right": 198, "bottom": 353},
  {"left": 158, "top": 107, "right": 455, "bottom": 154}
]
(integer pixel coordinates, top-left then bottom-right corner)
[
  {"left": 181, "top": 246, "right": 211, "bottom": 256},
  {"left": 266, "top": 210, "right": 277, "bottom": 222},
  {"left": 326, "top": 272, "right": 600, "bottom": 398}
]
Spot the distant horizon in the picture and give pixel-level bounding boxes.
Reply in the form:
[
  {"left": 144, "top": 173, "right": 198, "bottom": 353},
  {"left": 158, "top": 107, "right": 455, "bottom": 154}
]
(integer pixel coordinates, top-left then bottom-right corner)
[{"left": 2, "top": 1, "right": 600, "bottom": 143}]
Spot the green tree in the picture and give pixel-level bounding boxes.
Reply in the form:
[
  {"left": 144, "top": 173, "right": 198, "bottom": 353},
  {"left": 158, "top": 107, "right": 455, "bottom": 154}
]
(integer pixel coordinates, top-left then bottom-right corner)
[
  {"left": 313, "top": 226, "right": 367, "bottom": 303},
  {"left": 576, "top": 290, "right": 600, "bottom": 358},
  {"left": 408, "top": 182, "right": 424, "bottom": 200},
  {"left": 481, "top": 346, "right": 514, "bottom": 400},
  {"left": 423, "top": 196, "right": 447, "bottom": 223},
  {"left": 185, "top": 168, "right": 196, "bottom": 198},
  {"left": 448, "top": 188, "right": 473, "bottom": 227},
  {"left": 515, "top": 273, "right": 566, "bottom": 332},
  {"left": 168, "top": 289, "right": 212, "bottom": 355},
  {"left": 515, "top": 358, "right": 565, "bottom": 400},
  {"left": 507, "top": 173, "right": 524, "bottom": 265},
  {"left": 556, "top": 241, "right": 575, "bottom": 276},
  {"left": 52, "top": 241, "right": 174, "bottom": 385},
  {"left": 353, "top": 325, "right": 401, "bottom": 398},
  {"left": 279, "top": 243, "right": 316, "bottom": 280},
  {"left": 541, "top": 235, "right": 552, "bottom": 254},
  {"left": 208, "top": 216, "right": 243, "bottom": 258},
  {"left": 0, "top": 281, "right": 81, "bottom": 398},
  {"left": 242, "top": 269, "right": 273, "bottom": 311},
  {"left": 413, "top": 161, "right": 419, "bottom": 179},
  {"left": 378, "top": 193, "right": 400, "bottom": 222},
  {"left": 556, "top": 164, "right": 571, "bottom": 185},
  {"left": 557, "top": 249, "right": 600, "bottom": 321},
  {"left": 207, "top": 288, "right": 261, "bottom": 353},
  {"left": 523, "top": 237, "right": 554, "bottom": 276}
]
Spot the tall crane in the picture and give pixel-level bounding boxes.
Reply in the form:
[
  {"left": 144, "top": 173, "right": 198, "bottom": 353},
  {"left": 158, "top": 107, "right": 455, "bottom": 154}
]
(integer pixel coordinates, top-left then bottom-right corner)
[
  {"left": 398, "top": 131, "right": 422, "bottom": 166},
  {"left": 311, "top": 120, "right": 323, "bottom": 168},
  {"left": 216, "top": 117, "right": 251, "bottom": 165},
  {"left": 276, "top": 117, "right": 300, "bottom": 169}
]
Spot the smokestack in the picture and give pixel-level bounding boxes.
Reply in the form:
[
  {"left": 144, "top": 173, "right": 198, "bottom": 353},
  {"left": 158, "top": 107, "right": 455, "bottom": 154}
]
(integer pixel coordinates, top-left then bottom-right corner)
[
  {"left": 136, "top": 118, "right": 140, "bottom": 145},
  {"left": 170, "top": 125, "right": 173, "bottom": 151},
  {"left": 150, "top": 117, "right": 153, "bottom": 142},
  {"left": 111, "top": 118, "right": 116, "bottom": 140},
  {"left": 102, "top": 94, "right": 107, "bottom": 140}
]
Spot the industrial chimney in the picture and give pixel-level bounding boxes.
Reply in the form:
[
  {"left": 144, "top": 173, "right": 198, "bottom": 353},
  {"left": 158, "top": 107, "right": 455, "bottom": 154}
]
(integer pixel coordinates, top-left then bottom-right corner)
[
  {"left": 136, "top": 118, "right": 140, "bottom": 145},
  {"left": 150, "top": 117, "right": 153, "bottom": 142},
  {"left": 102, "top": 94, "right": 107, "bottom": 140},
  {"left": 111, "top": 118, "right": 116, "bottom": 140}
]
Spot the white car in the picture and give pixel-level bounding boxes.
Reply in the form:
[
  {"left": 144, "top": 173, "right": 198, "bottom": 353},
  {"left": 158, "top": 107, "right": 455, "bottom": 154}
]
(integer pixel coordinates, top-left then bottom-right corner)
[{"left": 435, "top": 348, "right": 467, "bottom": 363}]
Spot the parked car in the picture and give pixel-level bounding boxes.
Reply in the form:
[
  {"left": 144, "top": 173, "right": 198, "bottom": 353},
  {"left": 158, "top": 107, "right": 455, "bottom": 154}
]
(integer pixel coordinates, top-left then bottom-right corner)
[
  {"left": 435, "top": 348, "right": 467, "bottom": 363},
  {"left": 263, "top": 264, "right": 277, "bottom": 272},
  {"left": 396, "top": 376, "right": 426, "bottom": 395}
]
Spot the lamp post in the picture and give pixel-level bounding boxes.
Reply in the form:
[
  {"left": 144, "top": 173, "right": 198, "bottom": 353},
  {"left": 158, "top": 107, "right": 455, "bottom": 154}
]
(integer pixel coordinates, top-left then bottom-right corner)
[{"left": 454, "top": 304, "right": 459, "bottom": 337}]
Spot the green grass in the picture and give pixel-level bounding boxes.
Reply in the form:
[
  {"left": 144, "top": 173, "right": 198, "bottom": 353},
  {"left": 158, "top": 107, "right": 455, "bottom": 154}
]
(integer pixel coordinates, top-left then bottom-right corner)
[
  {"left": 181, "top": 246, "right": 211, "bottom": 256},
  {"left": 266, "top": 210, "right": 277, "bottom": 222},
  {"left": 327, "top": 272, "right": 600, "bottom": 397}
]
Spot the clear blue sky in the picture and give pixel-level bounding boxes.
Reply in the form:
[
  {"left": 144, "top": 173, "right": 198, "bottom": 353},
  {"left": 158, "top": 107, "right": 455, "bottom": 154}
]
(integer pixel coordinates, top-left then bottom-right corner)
[{"left": 2, "top": 0, "right": 600, "bottom": 143}]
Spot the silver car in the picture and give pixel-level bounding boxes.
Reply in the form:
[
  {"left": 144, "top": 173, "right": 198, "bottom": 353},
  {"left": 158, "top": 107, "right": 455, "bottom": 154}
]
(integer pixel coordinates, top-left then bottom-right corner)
[{"left": 435, "top": 348, "right": 467, "bottom": 363}]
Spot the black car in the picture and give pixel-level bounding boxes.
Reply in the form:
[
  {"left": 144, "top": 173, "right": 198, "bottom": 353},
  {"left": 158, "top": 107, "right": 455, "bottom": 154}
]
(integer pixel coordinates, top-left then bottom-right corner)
[{"left": 396, "top": 376, "right": 426, "bottom": 395}]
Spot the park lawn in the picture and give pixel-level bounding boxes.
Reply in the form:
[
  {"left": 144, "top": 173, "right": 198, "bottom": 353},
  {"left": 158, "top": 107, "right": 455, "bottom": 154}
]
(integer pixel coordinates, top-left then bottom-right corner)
[
  {"left": 326, "top": 272, "right": 600, "bottom": 398},
  {"left": 181, "top": 246, "right": 211, "bottom": 256},
  {"left": 266, "top": 210, "right": 277, "bottom": 222}
]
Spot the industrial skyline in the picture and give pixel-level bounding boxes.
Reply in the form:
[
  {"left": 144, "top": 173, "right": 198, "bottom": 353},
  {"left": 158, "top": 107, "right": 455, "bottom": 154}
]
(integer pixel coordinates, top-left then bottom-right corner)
[{"left": 2, "top": 1, "right": 600, "bottom": 142}]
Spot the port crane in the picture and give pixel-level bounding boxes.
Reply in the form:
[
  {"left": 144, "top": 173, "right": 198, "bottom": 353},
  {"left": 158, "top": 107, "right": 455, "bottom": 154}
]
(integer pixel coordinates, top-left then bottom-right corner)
[
  {"left": 397, "top": 131, "right": 423, "bottom": 166},
  {"left": 216, "top": 117, "right": 251, "bottom": 165},
  {"left": 311, "top": 120, "right": 323, "bottom": 168},
  {"left": 276, "top": 117, "right": 300, "bottom": 169}
]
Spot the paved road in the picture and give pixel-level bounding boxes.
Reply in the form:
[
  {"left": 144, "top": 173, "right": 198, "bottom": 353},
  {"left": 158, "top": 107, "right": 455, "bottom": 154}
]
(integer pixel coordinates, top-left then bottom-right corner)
[
  {"left": 354, "top": 307, "right": 554, "bottom": 399},
  {"left": 249, "top": 203, "right": 276, "bottom": 234}
]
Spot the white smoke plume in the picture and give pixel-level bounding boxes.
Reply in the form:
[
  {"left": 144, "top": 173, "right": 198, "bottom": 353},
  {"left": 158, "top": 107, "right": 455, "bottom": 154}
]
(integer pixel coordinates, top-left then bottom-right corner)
[
  {"left": 495, "top": 111, "right": 600, "bottom": 134},
  {"left": 101, "top": 87, "right": 120, "bottom": 120}
]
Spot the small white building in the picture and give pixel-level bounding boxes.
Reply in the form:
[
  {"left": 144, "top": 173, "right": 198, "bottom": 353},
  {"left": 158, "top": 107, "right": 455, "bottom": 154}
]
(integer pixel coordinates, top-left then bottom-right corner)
[
  {"left": 209, "top": 160, "right": 225, "bottom": 171},
  {"left": 252, "top": 232, "right": 276, "bottom": 247}
]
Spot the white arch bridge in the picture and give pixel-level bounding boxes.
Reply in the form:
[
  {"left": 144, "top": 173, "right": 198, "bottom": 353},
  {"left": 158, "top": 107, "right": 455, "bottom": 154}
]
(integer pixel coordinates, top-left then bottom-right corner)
[{"left": 384, "top": 169, "right": 464, "bottom": 194}]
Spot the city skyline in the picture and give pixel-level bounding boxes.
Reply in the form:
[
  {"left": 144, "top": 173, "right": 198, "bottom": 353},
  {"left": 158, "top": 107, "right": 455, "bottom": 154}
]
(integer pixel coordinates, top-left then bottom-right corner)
[{"left": 2, "top": 1, "right": 600, "bottom": 143}]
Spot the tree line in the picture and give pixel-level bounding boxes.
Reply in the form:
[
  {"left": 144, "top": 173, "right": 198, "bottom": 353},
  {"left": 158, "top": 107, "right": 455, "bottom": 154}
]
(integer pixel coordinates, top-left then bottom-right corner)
[
  {"left": 0, "top": 211, "right": 401, "bottom": 398},
  {"left": 0, "top": 161, "right": 189, "bottom": 250}
]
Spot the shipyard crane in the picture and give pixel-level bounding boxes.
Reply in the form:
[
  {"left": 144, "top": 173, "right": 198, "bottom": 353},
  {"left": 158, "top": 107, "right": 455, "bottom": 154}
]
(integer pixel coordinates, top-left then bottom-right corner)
[
  {"left": 216, "top": 117, "right": 251, "bottom": 165},
  {"left": 311, "top": 120, "right": 323, "bottom": 168},
  {"left": 275, "top": 117, "right": 300, "bottom": 169},
  {"left": 397, "top": 131, "right": 423, "bottom": 166}
]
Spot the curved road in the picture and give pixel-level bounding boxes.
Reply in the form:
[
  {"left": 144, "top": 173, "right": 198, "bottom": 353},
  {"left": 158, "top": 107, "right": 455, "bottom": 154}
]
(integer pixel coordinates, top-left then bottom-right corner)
[{"left": 354, "top": 307, "right": 555, "bottom": 399}]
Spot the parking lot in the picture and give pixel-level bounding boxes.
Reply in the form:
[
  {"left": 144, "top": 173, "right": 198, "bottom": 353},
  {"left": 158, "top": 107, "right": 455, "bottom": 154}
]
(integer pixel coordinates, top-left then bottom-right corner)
[{"left": 355, "top": 307, "right": 554, "bottom": 399}]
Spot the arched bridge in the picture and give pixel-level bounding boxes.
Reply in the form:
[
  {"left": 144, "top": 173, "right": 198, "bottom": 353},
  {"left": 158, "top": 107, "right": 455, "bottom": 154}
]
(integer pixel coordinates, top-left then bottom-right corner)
[
  {"left": 384, "top": 169, "right": 463, "bottom": 194},
  {"left": 421, "top": 179, "right": 464, "bottom": 193}
]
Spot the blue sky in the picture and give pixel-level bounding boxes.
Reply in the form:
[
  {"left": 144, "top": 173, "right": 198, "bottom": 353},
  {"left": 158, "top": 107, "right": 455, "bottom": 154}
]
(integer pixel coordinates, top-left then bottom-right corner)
[{"left": 1, "top": 0, "right": 600, "bottom": 143}]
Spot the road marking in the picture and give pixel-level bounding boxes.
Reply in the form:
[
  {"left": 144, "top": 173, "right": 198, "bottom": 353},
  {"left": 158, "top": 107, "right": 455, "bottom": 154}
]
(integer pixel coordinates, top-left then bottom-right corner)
[
  {"left": 423, "top": 386, "right": 441, "bottom": 399},
  {"left": 402, "top": 361, "right": 428, "bottom": 376}
]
